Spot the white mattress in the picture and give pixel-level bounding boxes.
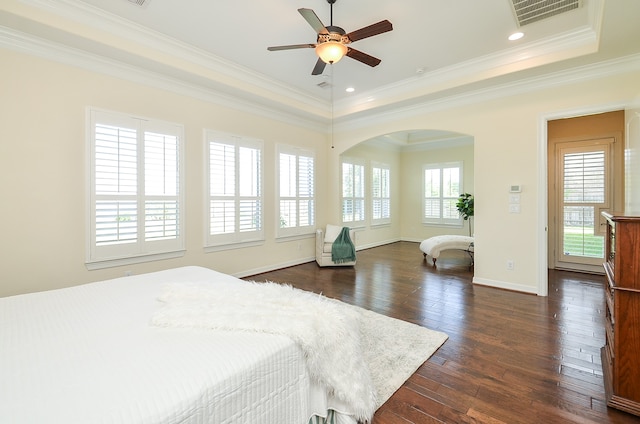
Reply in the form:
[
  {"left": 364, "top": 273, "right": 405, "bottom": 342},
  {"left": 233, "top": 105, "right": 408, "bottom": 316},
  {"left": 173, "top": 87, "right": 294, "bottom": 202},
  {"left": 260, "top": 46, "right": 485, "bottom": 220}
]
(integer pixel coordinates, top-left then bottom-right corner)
[{"left": 0, "top": 266, "right": 353, "bottom": 424}]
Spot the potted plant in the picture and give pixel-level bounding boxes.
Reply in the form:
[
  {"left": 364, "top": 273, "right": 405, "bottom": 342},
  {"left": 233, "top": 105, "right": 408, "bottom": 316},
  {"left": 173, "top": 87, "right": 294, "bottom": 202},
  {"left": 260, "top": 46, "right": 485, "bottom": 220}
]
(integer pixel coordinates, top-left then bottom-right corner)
[{"left": 456, "top": 193, "right": 474, "bottom": 237}]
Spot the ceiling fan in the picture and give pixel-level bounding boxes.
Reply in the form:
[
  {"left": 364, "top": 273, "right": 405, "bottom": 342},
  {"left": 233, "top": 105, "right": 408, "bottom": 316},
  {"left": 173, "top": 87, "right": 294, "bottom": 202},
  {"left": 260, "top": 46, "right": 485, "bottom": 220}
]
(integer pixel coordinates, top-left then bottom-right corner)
[{"left": 267, "top": 0, "right": 393, "bottom": 75}]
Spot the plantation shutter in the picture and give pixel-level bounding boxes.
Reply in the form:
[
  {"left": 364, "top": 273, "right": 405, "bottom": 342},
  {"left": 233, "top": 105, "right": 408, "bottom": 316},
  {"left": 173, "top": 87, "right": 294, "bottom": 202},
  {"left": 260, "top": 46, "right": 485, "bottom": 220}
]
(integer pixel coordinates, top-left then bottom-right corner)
[
  {"left": 298, "top": 154, "right": 314, "bottom": 227},
  {"left": 88, "top": 109, "right": 184, "bottom": 267},
  {"left": 342, "top": 159, "right": 365, "bottom": 224},
  {"left": 442, "top": 166, "right": 461, "bottom": 220},
  {"left": 206, "top": 134, "right": 263, "bottom": 247},
  {"left": 277, "top": 146, "right": 315, "bottom": 238},
  {"left": 561, "top": 149, "right": 606, "bottom": 258},
  {"left": 279, "top": 152, "right": 297, "bottom": 229},
  {"left": 372, "top": 164, "right": 390, "bottom": 224},
  {"left": 563, "top": 151, "right": 605, "bottom": 204},
  {"left": 144, "top": 131, "right": 179, "bottom": 241},
  {"left": 238, "top": 145, "right": 262, "bottom": 232},
  {"left": 424, "top": 168, "right": 441, "bottom": 221},
  {"left": 423, "top": 163, "right": 462, "bottom": 226},
  {"left": 210, "top": 141, "right": 236, "bottom": 235},
  {"left": 94, "top": 122, "right": 138, "bottom": 247}
]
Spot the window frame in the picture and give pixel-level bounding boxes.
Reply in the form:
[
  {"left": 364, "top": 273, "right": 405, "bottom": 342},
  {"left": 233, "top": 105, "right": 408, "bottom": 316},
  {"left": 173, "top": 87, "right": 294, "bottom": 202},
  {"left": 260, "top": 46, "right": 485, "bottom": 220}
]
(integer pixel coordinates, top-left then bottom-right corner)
[
  {"left": 341, "top": 157, "right": 366, "bottom": 227},
  {"left": 86, "top": 108, "right": 185, "bottom": 269},
  {"left": 371, "top": 161, "right": 391, "bottom": 226},
  {"left": 204, "top": 130, "right": 264, "bottom": 251},
  {"left": 276, "top": 144, "right": 316, "bottom": 239},
  {"left": 422, "top": 161, "right": 464, "bottom": 227}
]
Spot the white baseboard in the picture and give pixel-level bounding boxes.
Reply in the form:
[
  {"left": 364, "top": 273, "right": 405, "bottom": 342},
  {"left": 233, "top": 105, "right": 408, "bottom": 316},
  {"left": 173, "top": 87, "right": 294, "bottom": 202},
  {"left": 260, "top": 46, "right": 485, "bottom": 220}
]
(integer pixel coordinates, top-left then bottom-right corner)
[
  {"left": 402, "top": 237, "right": 425, "bottom": 243},
  {"left": 232, "top": 256, "right": 316, "bottom": 279},
  {"left": 357, "top": 237, "right": 402, "bottom": 251},
  {"left": 472, "top": 276, "right": 539, "bottom": 295},
  {"left": 231, "top": 238, "right": 402, "bottom": 278}
]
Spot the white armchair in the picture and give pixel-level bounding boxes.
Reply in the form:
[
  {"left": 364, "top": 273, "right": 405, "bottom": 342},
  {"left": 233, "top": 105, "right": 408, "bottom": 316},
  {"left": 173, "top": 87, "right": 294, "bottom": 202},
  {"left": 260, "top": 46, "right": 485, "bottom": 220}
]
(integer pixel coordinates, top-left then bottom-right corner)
[{"left": 316, "top": 225, "right": 356, "bottom": 267}]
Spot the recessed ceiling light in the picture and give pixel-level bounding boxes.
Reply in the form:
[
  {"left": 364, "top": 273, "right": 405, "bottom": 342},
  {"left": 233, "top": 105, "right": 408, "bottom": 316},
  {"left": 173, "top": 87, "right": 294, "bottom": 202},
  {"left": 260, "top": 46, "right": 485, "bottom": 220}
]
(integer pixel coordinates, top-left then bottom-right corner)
[
  {"left": 345, "top": 87, "right": 355, "bottom": 93},
  {"left": 508, "top": 32, "right": 524, "bottom": 41}
]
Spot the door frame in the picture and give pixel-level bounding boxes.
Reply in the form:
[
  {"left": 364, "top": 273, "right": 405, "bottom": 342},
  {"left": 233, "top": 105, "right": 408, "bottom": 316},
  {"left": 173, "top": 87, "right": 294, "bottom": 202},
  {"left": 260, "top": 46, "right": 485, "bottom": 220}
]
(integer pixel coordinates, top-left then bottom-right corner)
[
  {"left": 543, "top": 109, "right": 625, "bottom": 279},
  {"left": 537, "top": 104, "right": 626, "bottom": 296},
  {"left": 552, "top": 138, "right": 614, "bottom": 272}
]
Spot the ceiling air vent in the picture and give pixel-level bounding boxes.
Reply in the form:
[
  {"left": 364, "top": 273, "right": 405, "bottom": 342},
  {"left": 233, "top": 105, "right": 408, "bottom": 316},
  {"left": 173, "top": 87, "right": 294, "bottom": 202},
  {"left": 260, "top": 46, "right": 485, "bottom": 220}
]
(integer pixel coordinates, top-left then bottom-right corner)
[
  {"left": 126, "top": 0, "right": 150, "bottom": 7},
  {"left": 510, "top": 0, "right": 581, "bottom": 27},
  {"left": 316, "top": 81, "right": 332, "bottom": 89}
]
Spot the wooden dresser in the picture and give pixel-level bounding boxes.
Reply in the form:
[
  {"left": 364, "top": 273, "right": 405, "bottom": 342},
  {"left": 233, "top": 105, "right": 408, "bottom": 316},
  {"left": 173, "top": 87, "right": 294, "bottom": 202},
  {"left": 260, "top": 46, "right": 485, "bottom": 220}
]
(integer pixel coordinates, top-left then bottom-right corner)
[{"left": 601, "top": 211, "right": 640, "bottom": 416}]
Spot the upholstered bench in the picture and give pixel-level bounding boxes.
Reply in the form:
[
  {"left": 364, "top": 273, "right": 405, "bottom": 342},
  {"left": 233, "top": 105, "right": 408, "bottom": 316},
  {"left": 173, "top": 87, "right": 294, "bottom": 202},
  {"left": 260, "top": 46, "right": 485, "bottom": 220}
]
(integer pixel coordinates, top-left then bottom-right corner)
[{"left": 420, "top": 235, "right": 474, "bottom": 266}]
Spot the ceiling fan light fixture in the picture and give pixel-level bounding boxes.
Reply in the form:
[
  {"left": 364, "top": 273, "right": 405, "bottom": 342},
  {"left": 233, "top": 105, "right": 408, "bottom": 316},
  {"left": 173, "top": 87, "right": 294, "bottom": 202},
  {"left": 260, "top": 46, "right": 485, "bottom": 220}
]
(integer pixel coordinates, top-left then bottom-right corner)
[{"left": 316, "top": 41, "right": 348, "bottom": 64}]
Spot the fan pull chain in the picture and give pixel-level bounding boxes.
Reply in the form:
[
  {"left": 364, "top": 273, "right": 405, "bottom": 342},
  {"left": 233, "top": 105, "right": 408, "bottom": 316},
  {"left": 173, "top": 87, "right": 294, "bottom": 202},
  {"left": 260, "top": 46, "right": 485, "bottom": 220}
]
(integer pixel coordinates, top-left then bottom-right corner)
[{"left": 330, "top": 64, "right": 335, "bottom": 149}]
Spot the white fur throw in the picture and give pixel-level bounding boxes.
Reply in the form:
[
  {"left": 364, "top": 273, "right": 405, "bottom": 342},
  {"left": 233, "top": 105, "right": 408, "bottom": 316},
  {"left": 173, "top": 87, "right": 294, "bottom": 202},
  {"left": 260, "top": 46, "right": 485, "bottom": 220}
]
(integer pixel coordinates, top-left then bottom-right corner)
[{"left": 150, "top": 280, "right": 377, "bottom": 422}]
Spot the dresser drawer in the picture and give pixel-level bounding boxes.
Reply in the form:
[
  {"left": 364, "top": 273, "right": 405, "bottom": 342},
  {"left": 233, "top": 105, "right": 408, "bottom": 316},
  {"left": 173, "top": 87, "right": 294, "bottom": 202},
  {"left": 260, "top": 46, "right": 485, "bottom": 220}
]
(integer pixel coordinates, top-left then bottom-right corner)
[
  {"left": 605, "top": 318, "right": 615, "bottom": 360},
  {"left": 605, "top": 287, "right": 615, "bottom": 325}
]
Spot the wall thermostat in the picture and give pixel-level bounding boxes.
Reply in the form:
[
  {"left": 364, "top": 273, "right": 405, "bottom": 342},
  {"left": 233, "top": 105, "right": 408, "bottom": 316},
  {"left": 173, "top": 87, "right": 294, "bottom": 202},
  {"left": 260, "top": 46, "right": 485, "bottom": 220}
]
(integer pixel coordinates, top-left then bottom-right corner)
[{"left": 509, "top": 185, "right": 522, "bottom": 193}]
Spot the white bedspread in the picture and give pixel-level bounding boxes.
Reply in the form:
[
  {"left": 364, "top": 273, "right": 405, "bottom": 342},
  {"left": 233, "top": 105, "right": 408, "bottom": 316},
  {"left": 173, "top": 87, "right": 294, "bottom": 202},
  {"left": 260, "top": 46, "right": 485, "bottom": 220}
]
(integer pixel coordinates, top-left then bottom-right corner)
[
  {"left": 0, "top": 266, "right": 354, "bottom": 424},
  {"left": 151, "top": 280, "right": 377, "bottom": 421}
]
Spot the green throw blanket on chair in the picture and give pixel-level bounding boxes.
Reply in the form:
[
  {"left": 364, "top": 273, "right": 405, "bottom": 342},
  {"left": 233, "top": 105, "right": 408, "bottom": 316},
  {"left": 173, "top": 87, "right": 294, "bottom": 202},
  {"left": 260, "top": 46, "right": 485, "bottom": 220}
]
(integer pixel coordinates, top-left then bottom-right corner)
[{"left": 331, "top": 227, "right": 356, "bottom": 264}]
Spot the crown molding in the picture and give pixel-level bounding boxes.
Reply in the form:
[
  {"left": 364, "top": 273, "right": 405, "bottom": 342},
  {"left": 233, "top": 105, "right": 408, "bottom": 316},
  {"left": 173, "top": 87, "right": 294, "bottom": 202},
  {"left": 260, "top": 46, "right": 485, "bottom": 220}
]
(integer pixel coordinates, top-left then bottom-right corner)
[
  {"left": 5, "top": 0, "right": 634, "bottom": 136},
  {"left": 4, "top": 18, "right": 637, "bottom": 136},
  {"left": 13, "top": 0, "right": 605, "bottom": 122},
  {"left": 335, "top": 25, "right": 600, "bottom": 117},
  {"left": 0, "top": 24, "right": 328, "bottom": 132},
  {"left": 335, "top": 53, "right": 640, "bottom": 133},
  {"left": 14, "top": 0, "right": 330, "bottom": 118}
]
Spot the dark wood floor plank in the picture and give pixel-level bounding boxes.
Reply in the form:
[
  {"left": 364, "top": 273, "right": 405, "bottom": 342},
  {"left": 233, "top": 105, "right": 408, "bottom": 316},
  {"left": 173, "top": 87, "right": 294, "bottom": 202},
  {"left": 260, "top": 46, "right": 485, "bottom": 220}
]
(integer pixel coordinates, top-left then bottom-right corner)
[{"left": 246, "top": 241, "right": 640, "bottom": 424}]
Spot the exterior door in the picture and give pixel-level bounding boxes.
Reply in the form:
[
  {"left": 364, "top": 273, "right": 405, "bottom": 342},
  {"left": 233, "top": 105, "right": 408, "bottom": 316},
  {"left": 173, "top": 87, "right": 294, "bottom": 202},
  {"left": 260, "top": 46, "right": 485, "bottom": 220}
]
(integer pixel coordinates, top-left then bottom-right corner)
[{"left": 554, "top": 138, "right": 613, "bottom": 271}]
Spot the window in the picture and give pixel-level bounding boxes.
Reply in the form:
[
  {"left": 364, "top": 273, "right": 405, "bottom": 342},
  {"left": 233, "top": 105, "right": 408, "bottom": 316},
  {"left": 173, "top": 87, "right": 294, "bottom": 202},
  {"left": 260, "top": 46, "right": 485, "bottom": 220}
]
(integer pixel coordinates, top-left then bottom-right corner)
[
  {"left": 423, "top": 162, "right": 462, "bottom": 226},
  {"left": 277, "top": 145, "right": 315, "bottom": 238},
  {"left": 87, "top": 109, "right": 184, "bottom": 268},
  {"left": 371, "top": 162, "right": 391, "bottom": 225},
  {"left": 342, "top": 158, "right": 365, "bottom": 225},
  {"left": 206, "top": 131, "right": 263, "bottom": 248},
  {"left": 559, "top": 145, "right": 608, "bottom": 260}
]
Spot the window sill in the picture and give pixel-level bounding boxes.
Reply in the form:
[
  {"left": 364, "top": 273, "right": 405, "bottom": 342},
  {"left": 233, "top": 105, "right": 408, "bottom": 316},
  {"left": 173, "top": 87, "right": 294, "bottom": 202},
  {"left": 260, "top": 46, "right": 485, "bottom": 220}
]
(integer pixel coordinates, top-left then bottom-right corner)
[
  {"left": 204, "top": 239, "right": 264, "bottom": 253},
  {"left": 275, "top": 232, "right": 315, "bottom": 243},
  {"left": 86, "top": 249, "right": 186, "bottom": 270},
  {"left": 371, "top": 221, "right": 391, "bottom": 228},
  {"left": 343, "top": 223, "right": 366, "bottom": 230},
  {"left": 422, "top": 222, "right": 463, "bottom": 229}
]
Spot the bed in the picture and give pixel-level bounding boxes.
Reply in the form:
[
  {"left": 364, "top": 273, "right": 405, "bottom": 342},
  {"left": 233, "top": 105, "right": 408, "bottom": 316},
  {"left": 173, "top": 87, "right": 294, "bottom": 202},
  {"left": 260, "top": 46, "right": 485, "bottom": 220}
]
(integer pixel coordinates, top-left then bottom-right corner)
[{"left": 0, "top": 266, "right": 360, "bottom": 424}]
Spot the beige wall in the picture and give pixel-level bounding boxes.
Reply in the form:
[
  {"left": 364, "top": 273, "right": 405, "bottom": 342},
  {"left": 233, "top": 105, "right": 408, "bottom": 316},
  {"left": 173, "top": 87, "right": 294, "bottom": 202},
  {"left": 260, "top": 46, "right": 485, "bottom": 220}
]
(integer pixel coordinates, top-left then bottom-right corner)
[
  {"left": 0, "top": 49, "right": 328, "bottom": 297},
  {"left": 399, "top": 142, "right": 474, "bottom": 241},
  {"left": 626, "top": 108, "right": 640, "bottom": 214},
  {"left": 331, "top": 70, "right": 640, "bottom": 294},
  {"left": 3, "top": 46, "right": 640, "bottom": 297}
]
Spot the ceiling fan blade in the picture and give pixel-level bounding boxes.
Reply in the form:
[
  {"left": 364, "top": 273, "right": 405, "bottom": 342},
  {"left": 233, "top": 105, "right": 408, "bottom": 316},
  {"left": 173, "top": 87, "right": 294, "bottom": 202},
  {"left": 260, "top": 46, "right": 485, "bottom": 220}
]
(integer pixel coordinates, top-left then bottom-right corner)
[
  {"left": 267, "top": 44, "right": 315, "bottom": 51},
  {"left": 298, "top": 8, "right": 329, "bottom": 34},
  {"left": 311, "top": 58, "right": 327, "bottom": 75},
  {"left": 346, "top": 20, "right": 393, "bottom": 42},
  {"left": 346, "top": 48, "right": 382, "bottom": 67}
]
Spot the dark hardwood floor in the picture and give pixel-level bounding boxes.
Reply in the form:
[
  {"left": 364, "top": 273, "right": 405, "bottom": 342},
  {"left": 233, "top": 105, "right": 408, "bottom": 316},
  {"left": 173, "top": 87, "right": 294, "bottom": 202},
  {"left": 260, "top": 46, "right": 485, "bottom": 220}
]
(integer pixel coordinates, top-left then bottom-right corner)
[{"left": 247, "top": 241, "right": 640, "bottom": 424}]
